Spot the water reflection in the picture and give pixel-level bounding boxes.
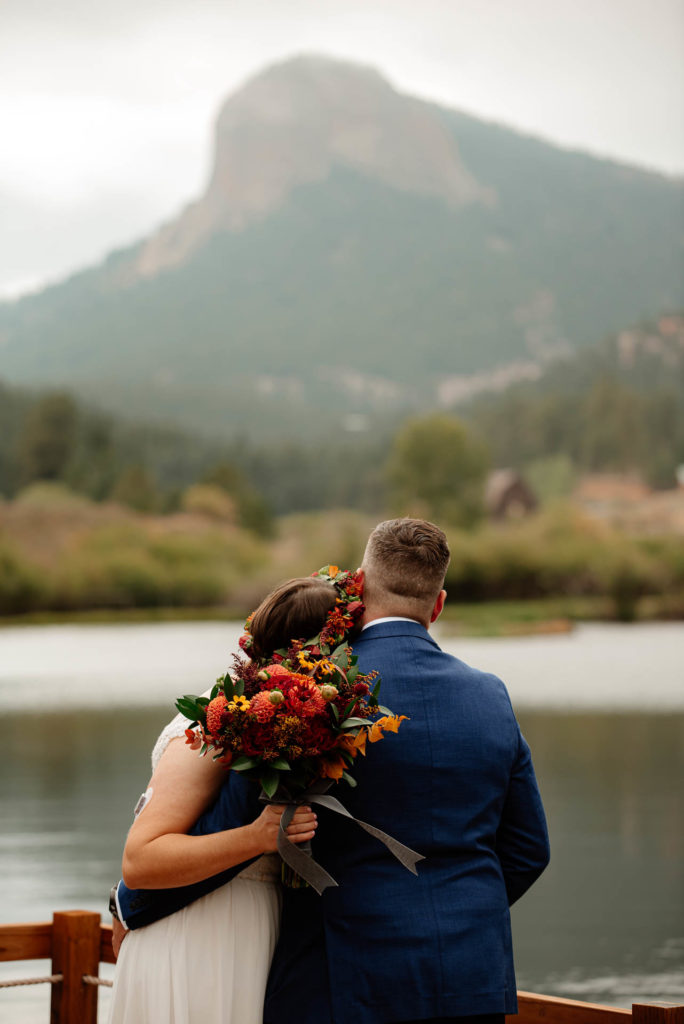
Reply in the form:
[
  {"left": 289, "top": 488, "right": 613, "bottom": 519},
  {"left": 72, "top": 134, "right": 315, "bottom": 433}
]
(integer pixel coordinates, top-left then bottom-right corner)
[
  {"left": 1, "top": 625, "right": 683, "bottom": 1020},
  {"left": 513, "top": 711, "right": 684, "bottom": 1004}
]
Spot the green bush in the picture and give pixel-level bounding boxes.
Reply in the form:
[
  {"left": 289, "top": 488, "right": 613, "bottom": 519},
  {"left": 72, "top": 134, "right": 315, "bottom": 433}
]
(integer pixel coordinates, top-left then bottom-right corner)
[
  {"left": 0, "top": 542, "right": 44, "bottom": 613},
  {"left": 444, "top": 505, "right": 675, "bottom": 606}
]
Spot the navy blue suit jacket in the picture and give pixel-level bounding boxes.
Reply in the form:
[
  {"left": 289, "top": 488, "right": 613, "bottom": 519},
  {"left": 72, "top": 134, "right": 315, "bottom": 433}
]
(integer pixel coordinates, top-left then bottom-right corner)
[
  {"left": 117, "top": 621, "right": 549, "bottom": 1023},
  {"left": 265, "top": 620, "right": 549, "bottom": 1023}
]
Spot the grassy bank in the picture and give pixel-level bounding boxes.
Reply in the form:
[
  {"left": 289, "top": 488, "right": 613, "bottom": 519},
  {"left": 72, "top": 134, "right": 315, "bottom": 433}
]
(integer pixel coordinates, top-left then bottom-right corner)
[{"left": 1, "top": 487, "right": 682, "bottom": 633}]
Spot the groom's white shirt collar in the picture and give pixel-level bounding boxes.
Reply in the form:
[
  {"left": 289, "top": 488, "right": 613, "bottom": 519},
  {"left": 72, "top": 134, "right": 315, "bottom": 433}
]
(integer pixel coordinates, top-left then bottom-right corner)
[{"left": 361, "top": 616, "right": 420, "bottom": 630}]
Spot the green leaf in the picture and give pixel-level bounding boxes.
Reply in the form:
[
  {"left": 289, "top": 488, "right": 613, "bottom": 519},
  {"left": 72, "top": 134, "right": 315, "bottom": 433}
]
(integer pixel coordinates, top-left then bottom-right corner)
[
  {"left": 200, "top": 742, "right": 208, "bottom": 757},
  {"left": 377, "top": 705, "right": 392, "bottom": 716},
  {"left": 371, "top": 677, "right": 382, "bottom": 699},
  {"left": 231, "top": 755, "right": 260, "bottom": 771},
  {"left": 347, "top": 666, "right": 359, "bottom": 684},
  {"left": 340, "top": 717, "right": 370, "bottom": 730},
  {"left": 342, "top": 698, "right": 357, "bottom": 719},
  {"left": 341, "top": 771, "right": 358, "bottom": 788},
  {"left": 270, "top": 757, "right": 291, "bottom": 770},
  {"left": 175, "top": 696, "right": 203, "bottom": 720},
  {"left": 196, "top": 696, "right": 210, "bottom": 707},
  {"left": 234, "top": 678, "right": 245, "bottom": 697},
  {"left": 260, "top": 767, "right": 280, "bottom": 799},
  {"left": 222, "top": 676, "right": 236, "bottom": 701},
  {"left": 328, "top": 703, "right": 340, "bottom": 724},
  {"left": 331, "top": 642, "right": 349, "bottom": 665}
]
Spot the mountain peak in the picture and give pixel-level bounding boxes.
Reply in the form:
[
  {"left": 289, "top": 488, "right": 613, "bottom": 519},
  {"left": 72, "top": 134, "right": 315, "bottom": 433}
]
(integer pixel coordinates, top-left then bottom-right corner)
[{"left": 135, "top": 54, "right": 491, "bottom": 277}]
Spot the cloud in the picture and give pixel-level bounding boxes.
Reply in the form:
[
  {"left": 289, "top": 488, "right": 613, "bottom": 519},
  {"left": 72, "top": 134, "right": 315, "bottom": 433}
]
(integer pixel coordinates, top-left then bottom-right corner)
[{"left": 1, "top": 0, "right": 682, "bottom": 295}]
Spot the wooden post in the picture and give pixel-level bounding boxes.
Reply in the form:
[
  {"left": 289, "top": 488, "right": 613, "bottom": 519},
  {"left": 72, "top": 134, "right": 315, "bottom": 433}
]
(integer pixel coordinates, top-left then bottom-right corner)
[
  {"left": 50, "top": 911, "right": 101, "bottom": 1024},
  {"left": 633, "top": 1006, "right": 684, "bottom": 1024}
]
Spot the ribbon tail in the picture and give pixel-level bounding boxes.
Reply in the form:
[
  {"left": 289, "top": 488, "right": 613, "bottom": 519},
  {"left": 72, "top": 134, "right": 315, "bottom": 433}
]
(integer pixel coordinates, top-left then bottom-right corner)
[
  {"left": 355, "top": 820, "right": 425, "bottom": 874},
  {"left": 309, "top": 794, "right": 425, "bottom": 875},
  {"left": 277, "top": 804, "right": 339, "bottom": 896}
]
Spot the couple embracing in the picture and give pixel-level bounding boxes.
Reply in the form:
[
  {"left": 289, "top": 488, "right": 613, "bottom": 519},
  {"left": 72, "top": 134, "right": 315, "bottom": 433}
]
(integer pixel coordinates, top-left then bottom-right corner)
[{"left": 109, "top": 518, "right": 550, "bottom": 1024}]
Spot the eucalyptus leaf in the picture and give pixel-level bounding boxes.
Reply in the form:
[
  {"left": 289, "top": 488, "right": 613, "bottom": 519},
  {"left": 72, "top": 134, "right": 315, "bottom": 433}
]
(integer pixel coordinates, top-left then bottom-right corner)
[
  {"left": 340, "top": 716, "right": 370, "bottom": 729},
  {"left": 260, "top": 767, "right": 280, "bottom": 799},
  {"left": 341, "top": 771, "right": 358, "bottom": 788},
  {"left": 270, "top": 757, "right": 291, "bottom": 770},
  {"left": 231, "top": 755, "right": 260, "bottom": 771}
]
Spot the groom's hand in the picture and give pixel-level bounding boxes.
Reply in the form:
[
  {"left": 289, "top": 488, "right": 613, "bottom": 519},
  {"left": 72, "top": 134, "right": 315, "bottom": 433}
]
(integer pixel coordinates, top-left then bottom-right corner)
[{"left": 252, "top": 804, "right": 318, "bottom": 853}]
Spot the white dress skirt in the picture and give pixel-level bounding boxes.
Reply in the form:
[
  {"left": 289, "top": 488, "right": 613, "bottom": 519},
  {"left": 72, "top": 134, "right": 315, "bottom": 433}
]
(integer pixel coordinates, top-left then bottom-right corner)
[{"left": 108, "top": 715, "right": 282, "bottom": 1024}]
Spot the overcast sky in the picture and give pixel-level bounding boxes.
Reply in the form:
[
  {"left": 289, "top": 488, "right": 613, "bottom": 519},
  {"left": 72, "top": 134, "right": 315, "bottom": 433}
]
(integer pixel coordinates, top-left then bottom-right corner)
[{"left": 2, "top": 0, "right": 683, "bottom": 298}]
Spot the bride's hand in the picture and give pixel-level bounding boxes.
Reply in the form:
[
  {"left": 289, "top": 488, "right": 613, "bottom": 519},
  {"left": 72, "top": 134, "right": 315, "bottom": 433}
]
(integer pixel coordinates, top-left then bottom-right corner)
[{"left": 252, "top": 804, "right": 318, "bottom": 853}]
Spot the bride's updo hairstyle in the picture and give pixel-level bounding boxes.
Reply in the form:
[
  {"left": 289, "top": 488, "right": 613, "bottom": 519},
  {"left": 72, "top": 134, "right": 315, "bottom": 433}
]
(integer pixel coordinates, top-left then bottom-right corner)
[{"left": 248, "top": 577, "right": 337, "bottom": 662}]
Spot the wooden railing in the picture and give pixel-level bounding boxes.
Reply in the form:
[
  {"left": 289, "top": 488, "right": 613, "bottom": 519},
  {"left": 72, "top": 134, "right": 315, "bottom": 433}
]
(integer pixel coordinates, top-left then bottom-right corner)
[{"left": 0, "top": 911, "right": 682, "bottom": 1024}]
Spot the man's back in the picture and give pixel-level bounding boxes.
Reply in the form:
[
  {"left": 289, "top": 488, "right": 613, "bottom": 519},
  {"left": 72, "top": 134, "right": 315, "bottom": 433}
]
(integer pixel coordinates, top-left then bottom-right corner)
[{"left": 265, "top": 619, "right": 549, "bottom": 1024}]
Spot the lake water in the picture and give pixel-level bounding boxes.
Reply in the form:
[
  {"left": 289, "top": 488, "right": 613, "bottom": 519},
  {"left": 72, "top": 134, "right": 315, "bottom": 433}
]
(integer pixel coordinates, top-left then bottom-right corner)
[{"left": 1, "top": 621, "right": 683, "bottom": 1021}]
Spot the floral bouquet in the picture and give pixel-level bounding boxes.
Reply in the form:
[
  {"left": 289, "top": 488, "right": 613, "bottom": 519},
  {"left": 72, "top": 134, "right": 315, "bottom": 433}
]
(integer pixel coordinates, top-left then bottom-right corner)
[{"left": 175, "top": 566, "right": 422, "bottom": 892}]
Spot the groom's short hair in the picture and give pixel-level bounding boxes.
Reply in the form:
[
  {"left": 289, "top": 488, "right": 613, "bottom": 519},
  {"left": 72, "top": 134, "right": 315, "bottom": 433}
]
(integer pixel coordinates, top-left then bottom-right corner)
[{"left": 362, "top": 518, "right": 450, "bottom": 615}]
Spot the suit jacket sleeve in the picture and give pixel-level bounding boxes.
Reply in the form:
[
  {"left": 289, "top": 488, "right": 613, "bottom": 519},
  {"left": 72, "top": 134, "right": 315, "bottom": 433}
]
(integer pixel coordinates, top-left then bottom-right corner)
[
  {"left": 115, "top": 772, "right": 261, "bottom": 930},
  {"left": 495, "top": 725, "right": 550, "bottom": 906}
]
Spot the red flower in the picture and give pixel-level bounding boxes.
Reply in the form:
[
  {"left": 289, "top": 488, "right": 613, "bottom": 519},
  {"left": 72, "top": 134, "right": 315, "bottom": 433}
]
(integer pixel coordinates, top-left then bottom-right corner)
[
  {"left": 285, "top": 679, "right": 327, "bottom": 719},
  {"left": 257, "top": 664, "right": 292, "bottom": 688}
]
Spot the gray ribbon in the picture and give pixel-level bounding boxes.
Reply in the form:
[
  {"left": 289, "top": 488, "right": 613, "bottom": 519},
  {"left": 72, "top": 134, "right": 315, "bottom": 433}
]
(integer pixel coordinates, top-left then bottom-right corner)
[{"left": 264, "top": 780, "right": 425, "bottom": 895}]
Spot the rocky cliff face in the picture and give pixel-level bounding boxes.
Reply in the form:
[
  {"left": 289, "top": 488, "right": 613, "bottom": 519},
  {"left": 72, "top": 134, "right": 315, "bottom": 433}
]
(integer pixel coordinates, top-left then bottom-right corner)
[{"left": 135, "top": 55, "right": 492, "bottom": 277}]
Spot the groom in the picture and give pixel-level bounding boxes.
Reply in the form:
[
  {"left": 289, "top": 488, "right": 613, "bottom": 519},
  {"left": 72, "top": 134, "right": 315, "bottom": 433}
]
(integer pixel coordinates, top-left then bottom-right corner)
[
  {"left": 114, "top": 517, "right": 549, "bottom": 1023},
  {"left": 263, "top": 518, "right": 549, "bottom": 1024}
]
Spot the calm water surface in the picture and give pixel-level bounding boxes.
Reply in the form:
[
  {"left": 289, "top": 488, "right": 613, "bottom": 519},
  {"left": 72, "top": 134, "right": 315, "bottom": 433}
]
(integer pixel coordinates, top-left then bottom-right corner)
[{"left": 1, "top": 621, "right": 682, "bottom": 1021}]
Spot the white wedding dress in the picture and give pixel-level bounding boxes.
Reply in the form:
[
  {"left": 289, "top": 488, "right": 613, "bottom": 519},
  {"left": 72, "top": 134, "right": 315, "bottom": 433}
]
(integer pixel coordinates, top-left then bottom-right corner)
[{"left": 108, "top": 714, "right": 282, "bottom": 1024}]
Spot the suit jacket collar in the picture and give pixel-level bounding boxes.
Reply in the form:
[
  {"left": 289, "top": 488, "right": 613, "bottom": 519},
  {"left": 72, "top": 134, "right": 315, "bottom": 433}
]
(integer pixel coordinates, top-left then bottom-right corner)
[{"left": 355, "top": 618, "right": 440, "bottom": 649}]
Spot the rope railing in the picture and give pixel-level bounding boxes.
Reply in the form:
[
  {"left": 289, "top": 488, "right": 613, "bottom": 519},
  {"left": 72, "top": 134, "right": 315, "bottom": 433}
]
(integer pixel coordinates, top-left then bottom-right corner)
[
  {"left": 1, "top": 911, "right": 682, "bottom": 1024},
  {"left": 83, "top": 974, "right": 114, "bottom": 988},
  {"left": 0, "top": 973, "right": 63, "bottom": 988}
]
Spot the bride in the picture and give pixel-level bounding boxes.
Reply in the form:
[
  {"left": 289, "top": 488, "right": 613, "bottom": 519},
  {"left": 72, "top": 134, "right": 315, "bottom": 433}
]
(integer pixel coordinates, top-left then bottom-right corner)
[{"left": 108, "top": 576, "right": 338, "bottom": 1024}]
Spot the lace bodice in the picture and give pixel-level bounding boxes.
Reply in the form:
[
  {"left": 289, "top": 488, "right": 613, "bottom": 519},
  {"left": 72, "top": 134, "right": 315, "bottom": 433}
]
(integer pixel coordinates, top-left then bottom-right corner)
[{"left": 151, "top": 712, "right": 190, "bottom": 772}]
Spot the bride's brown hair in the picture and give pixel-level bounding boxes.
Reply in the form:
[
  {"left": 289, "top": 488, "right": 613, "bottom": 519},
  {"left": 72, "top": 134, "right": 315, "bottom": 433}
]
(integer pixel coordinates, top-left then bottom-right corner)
[{"left": 248, "top": 577, "right": 337, "bottom": 661}]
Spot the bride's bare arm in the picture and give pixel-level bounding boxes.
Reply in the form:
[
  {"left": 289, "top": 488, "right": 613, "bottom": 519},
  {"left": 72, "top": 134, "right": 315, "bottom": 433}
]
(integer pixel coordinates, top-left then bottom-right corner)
[{"left": 121, "top": 737, "right": 317, "bottom": 889}]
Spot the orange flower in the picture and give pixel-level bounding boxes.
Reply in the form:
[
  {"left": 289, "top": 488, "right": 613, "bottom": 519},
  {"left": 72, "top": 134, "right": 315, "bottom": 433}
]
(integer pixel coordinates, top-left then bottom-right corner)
[
  {"left": 377, "top": 714, "right": 408, "bottom": 734},
  {"left": 320, "top": 754, "right": 346, "bottom": 780},
  {"left": 368, "top": 715, "right": 408, "bottom": 742},
  {"left": 338, "top": 733, "right": 363, "bottom": 757},
  {"left": 368, "top": 721, "right": 385, "bottom": 743},
  {"left": 327, "top": 565, "right": 340, "bottom": 577},
  {"left": 184, "top": 728, "right": 202, "bottom": 750},
  {"left": 352, "top": 730, "right": 368, "bottom": 755},
  {"left": 206, "top": 694, "right": 229, "bottom": 735}
]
